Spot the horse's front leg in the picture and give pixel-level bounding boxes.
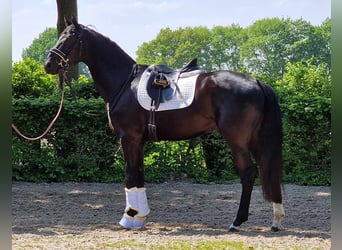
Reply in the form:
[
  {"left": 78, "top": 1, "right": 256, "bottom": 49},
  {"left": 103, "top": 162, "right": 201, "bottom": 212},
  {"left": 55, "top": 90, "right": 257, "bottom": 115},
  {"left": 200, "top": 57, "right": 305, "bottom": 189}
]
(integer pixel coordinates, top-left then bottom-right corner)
[{"left": 119, "top": 138, "right": 150, "bottom": 229}]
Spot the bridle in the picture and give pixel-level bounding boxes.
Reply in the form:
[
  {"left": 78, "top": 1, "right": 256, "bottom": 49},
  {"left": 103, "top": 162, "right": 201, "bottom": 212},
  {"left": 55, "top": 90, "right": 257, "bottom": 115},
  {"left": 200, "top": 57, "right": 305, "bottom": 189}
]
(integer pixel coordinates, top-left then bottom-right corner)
[
  {"left": 51, "top": 29, "right": 85, "bottom": 92},
  {"left": 49, "top": 30, "right": 83, "bottom": 71},
  {"left": 49, "top": 47, "right": 70, "bottom": 69},
  {"left": 11, "top": 31, "right": 83, "bottom": 141}
]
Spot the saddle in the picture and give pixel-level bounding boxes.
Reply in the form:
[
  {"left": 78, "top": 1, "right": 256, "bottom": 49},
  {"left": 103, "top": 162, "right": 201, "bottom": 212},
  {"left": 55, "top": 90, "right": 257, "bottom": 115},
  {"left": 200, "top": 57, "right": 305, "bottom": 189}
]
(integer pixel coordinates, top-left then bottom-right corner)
[
  {"left": 144, "top": 59, "right": 203, "bottom": 141},
  {"left": 146, "top": 58, "right": 201, "bottom": 110}
]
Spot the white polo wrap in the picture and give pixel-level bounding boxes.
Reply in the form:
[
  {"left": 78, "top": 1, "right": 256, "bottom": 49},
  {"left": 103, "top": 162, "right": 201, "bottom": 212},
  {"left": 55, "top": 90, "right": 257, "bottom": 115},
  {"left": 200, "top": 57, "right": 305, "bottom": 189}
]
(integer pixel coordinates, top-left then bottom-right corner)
[{"left": 119, "top": 187, "right": 150, "bottom": 229}]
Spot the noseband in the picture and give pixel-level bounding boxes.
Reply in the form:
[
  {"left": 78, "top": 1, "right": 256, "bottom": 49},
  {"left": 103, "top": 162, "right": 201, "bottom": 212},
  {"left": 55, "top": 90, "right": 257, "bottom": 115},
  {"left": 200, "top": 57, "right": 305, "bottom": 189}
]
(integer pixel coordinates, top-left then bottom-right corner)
[
  {"left": 49, "top": 48, "right": 70, "bottom": 69},
  {"left": 48, "top": 31, "right": 83, "bottom": 71}
]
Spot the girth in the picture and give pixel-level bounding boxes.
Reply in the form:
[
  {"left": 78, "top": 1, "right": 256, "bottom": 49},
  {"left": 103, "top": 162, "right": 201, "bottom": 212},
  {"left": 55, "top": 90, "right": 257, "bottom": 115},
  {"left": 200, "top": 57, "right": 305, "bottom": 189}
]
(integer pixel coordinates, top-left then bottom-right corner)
[{"left": 146, "top": 59, "right": 201, "bottom": 141}]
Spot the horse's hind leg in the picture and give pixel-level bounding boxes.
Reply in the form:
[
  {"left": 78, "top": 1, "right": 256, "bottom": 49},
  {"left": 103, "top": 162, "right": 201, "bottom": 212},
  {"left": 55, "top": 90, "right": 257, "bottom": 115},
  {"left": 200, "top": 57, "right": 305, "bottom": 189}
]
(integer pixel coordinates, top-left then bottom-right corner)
[
  {"left": 255, "top": 147, "right": 285, "bottom": 232},
  {"left": 228, "top": 144, "right": 257, "bottom": 232},
  {"left": 271, "top": 203, "right": 285, "bottom": 232},
  {"left": 228, "top": 141, "right": 285, "bottom": 232}
]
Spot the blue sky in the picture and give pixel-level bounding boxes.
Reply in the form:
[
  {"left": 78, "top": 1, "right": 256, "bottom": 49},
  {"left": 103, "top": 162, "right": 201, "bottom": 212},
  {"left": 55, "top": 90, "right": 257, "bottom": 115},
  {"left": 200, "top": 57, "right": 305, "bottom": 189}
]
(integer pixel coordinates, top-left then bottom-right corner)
[{"left": 12, "top": 0, "right": 331, "bottom": 62}]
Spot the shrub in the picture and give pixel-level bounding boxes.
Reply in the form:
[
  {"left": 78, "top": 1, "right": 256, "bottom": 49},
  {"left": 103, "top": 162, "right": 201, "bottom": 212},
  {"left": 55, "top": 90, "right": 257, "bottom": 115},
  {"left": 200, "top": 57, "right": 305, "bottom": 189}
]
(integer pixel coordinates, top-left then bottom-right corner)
[
  {"left": 12, "top": 95, "right": 123, "bottom": 182},
  {"left": 274, "top": 60, "right": 331, "bottom": 185},
  {"left": 12, "top": 58, "right": 58, "bottom": 98}
]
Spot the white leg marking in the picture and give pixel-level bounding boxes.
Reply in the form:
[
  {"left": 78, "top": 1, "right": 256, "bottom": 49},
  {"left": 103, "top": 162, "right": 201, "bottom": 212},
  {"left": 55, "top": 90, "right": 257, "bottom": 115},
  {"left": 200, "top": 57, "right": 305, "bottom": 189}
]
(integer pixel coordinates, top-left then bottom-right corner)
[
  {"left": 229, "top": 223, "right": 240, "bottom": 232},
  {"left": 119, "top": 187, "right": 150, "bottom": 229},
  {"left": 272, "top": 203, "right": 285, "bottom": 230}
]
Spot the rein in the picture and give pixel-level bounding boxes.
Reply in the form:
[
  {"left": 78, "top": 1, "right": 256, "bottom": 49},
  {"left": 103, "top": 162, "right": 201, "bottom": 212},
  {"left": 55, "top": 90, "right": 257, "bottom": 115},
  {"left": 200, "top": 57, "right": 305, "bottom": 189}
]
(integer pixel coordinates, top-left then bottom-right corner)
[
  {"left": 106, "top": 64, "right": 138, "bottom": 132},
  {"left": 11, "top": 67, "right": 69, "bottom": 141},
  {"left": 109, "top": 64, "right": 138, "bottom": 113}
]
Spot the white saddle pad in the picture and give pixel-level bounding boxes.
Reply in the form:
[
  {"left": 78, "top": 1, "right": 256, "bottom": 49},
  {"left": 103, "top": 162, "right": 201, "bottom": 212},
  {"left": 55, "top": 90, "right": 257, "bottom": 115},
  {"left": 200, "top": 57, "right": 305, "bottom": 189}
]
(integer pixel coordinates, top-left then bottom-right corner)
[{"left": 137, "top": 69, "right": 200, "bottom": 111}]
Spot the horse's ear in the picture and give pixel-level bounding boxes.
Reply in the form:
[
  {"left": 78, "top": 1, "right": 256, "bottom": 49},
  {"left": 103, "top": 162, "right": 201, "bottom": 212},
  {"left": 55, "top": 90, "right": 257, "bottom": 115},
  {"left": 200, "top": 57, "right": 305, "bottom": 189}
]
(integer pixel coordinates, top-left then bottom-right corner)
[{"left": 71, "top": 15, "right": 80, "bottom": 31}]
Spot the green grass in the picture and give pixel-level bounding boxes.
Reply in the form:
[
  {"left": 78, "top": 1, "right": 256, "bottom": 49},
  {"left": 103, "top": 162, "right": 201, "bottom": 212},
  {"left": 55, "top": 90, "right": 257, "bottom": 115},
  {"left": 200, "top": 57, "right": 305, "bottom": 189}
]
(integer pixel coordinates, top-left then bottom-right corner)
[
  {"left": 90, "top": 239, "right": 325, "bottom": 250},
  {"left": 96, "top": 239, "right": 246, "bottom": 249},
  {"left": 92, "top": 239, "right": 323, "bottom": 250},
  {"left": 18, "top": 238, "right": 324, "bottom": 250}
]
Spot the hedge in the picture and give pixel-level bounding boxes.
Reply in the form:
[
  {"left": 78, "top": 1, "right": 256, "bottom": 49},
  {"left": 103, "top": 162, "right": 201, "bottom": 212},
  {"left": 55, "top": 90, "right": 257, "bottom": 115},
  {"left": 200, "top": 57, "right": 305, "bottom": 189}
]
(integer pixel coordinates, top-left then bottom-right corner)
[
  {"left": 12, "top": 61, "right": 331, "bottom": 185},
  {"left": 12, "top": 95, "right": 211, "bottom": 183},
  {"left": 12, "top": 96, "right": 122, "bottom": 182},
  {"left": 12, "top": 93, "right": 330, "bottom": 185}
]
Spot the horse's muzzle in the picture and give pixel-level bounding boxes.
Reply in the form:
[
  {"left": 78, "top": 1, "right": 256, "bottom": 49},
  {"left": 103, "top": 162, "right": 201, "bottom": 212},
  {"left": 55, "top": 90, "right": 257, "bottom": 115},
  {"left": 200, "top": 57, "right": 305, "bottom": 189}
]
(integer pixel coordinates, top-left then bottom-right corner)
[{"left": 44, "top": 57, "right": 59, "bottom": 74}]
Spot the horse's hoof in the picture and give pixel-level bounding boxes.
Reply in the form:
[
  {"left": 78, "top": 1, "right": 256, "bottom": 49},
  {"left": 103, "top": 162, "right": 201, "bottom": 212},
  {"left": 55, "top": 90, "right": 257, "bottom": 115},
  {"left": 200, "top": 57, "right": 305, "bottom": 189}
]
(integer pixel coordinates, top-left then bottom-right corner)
[
  {"left": 119, "top": 215, "right": 146, "bottom": 229},
  {"left": 229, "top": 224, "right": 240, "bottom": 232},
  {"left": 271, "top": 226, "right": 281, "bottom": 232}
]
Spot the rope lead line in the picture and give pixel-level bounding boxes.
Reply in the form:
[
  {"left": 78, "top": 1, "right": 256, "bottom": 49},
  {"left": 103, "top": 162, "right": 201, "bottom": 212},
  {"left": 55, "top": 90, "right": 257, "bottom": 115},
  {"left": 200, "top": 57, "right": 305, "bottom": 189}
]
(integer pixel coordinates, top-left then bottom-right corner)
[{"left": 12, "top": 88, "right": 65, "bottom": 141}]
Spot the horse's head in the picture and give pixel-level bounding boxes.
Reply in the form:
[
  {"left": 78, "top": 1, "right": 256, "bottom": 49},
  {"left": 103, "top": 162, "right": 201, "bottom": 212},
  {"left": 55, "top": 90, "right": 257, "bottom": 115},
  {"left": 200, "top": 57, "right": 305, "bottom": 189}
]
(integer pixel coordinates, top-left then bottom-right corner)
[{"left": 45, "top": 16, "right": 84, "bottom": 74}]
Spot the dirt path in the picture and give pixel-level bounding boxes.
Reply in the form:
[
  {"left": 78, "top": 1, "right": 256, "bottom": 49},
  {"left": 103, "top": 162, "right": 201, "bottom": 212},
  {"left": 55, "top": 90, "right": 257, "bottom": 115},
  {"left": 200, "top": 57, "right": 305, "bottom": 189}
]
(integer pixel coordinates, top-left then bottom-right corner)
[{"left": 12, "top": 181, "right": 331, "bottom": 249}]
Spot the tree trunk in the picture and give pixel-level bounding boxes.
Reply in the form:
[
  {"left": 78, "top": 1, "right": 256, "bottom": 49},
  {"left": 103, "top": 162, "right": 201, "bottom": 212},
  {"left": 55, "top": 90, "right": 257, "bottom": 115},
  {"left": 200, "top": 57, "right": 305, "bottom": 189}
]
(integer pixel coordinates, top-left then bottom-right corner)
[
  {"left": 55, "top": 0, "right": 78, "bottom": 162},
  {"left": 56, "top": 0, "right": 79, "bottom": 81}
]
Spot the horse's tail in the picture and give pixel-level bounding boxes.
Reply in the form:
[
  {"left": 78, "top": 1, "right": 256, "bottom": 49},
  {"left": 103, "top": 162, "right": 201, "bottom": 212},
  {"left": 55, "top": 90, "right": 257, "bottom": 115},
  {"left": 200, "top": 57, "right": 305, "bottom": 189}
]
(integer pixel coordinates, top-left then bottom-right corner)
[{"left": 255, "top": 80, "right": 283, "bottom": 203}]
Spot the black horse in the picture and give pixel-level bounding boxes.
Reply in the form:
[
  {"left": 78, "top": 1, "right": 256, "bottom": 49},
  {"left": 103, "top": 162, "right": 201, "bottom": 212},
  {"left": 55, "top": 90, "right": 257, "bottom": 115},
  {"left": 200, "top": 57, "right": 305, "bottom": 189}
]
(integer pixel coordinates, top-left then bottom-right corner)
[{"left": 45, "top": 17, "right": 285, "bottom": 232}]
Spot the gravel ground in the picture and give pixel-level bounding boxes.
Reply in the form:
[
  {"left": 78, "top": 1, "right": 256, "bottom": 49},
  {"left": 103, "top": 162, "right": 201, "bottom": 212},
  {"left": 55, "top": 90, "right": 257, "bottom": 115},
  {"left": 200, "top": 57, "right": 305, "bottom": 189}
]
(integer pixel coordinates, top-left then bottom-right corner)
[{"left": 12, "top": 181, "right": 331, "bottom": 249}]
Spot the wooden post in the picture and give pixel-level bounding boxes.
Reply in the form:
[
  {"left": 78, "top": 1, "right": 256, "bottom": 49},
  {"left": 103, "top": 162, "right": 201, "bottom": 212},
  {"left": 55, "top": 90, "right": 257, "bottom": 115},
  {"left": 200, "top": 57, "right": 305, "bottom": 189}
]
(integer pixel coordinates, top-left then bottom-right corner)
[{"left": 56, "top": 0, "right": 79, "bottom": 81}]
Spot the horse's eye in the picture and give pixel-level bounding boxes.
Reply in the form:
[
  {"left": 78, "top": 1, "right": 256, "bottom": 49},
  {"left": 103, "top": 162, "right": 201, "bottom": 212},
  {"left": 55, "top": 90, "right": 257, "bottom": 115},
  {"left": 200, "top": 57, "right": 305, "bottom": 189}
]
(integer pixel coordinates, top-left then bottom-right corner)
[{"left": 70, "top": 32, "right": 80, "bottom": 38}]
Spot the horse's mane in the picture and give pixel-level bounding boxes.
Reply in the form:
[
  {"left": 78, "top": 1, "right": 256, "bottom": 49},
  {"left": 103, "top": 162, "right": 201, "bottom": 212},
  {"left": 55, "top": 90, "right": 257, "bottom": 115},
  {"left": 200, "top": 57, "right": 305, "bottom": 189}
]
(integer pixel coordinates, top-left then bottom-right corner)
[{"left": 81, "top": 24, "right": 135, "bottom": 64}]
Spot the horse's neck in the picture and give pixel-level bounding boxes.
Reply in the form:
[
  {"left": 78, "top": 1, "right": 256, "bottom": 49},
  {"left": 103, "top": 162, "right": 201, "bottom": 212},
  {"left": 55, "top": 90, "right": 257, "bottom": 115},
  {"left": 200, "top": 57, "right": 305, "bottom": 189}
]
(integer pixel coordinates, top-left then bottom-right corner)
[
  {"left": 87, "top": 60, "right": 133, "bottom": 102},
  {"left": 83, "top": 34, "right": 135, "bottom": 102}
]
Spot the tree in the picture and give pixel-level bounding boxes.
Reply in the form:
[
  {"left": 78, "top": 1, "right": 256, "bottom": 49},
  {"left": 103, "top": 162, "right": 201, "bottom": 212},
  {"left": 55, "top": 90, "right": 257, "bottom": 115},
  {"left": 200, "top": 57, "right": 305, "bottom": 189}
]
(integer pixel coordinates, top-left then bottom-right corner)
[
  {"left": 283, "top": 18, "right": 331, "bottom": 71},
  {"left": 240, "top": 17, "right": 331, "bottom": 83},
  {"left": 22, "top": 28, "right": 58, "bottom": 64},
  {"left": 136, "top": 27, "right": 212, "bottom": 70},
  {"left": 172, "top": 27, "right": 212, "bottom": 70},
  {"left": 315, "top": 18, "right": 331, "bottom": 71},
  {"left": 209, "top": 24, "right": 245, "bottom": 71},
  {"left": 240, "top": 18, "right": 294, "bottom": 83},
  {"left": 56, "top": 0, "right": 78, "bottom": 80}
]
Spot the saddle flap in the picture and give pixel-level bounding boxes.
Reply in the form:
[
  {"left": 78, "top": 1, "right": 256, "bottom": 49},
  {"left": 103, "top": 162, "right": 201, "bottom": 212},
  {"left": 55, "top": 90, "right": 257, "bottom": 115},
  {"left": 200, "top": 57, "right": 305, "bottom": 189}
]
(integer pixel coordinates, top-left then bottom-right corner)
[{"left": 146, "top": 71, "right": 175, "bottom": 105}]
